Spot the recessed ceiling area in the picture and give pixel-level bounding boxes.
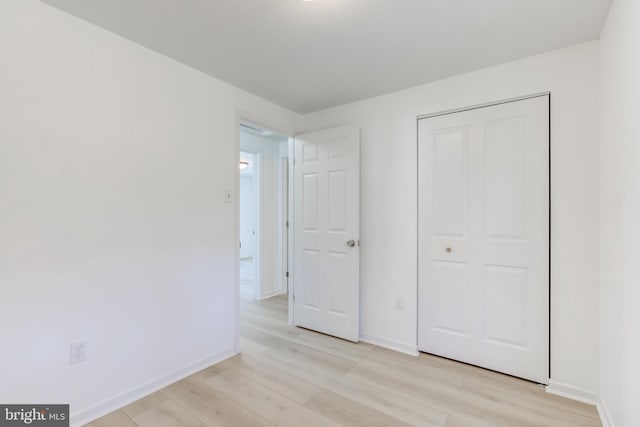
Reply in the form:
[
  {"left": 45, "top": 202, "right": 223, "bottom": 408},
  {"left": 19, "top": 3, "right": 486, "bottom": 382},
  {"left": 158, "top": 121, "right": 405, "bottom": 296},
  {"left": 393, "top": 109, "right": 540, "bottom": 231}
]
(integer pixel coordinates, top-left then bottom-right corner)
[{"left": 40, "top": 0, "right": 612, "bottom": 114}]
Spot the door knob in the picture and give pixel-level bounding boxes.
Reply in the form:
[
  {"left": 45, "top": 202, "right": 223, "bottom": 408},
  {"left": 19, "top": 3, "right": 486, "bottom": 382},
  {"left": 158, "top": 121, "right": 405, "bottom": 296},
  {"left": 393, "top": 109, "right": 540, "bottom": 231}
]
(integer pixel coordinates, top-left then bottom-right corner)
[{"left": 347, "top": 240, "right": 356, "bottom": 248}]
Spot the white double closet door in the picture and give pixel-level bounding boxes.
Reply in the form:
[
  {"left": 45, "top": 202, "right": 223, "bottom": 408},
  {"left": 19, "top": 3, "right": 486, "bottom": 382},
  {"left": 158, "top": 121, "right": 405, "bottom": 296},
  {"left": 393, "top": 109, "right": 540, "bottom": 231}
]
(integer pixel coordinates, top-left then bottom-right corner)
[{"left": 418, "top": 95, "right": 550, "bottom": 384}]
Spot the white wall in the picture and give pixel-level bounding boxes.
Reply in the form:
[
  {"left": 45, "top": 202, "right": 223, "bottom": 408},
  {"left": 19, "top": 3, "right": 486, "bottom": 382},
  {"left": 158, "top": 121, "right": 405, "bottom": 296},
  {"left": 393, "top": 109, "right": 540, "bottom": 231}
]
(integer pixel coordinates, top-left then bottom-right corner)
[
  {"left": 0, "top": 0, "right": 611, "bottom": 421},
  {"left": 0, "top": 0, "right": 300, "bottom": 424},
  {"left": 599, "top": 0, "right": 640, "bottom": 425},
  {"left": 240, "top": 132, "right": 288, "bottom": 299},
  {"left": 303, "top": 42, "right": 600, "bottom": 393}
]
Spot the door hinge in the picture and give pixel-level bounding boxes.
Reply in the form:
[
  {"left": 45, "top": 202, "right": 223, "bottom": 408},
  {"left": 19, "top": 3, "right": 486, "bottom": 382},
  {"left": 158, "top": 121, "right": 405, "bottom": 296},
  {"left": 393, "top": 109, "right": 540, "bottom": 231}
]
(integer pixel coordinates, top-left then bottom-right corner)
[
  {"left": 286, "top": 221, "right": 289, "bottom": 228},
  {"left": 286, "top": 271, "right": 289, "bottom": 278}
]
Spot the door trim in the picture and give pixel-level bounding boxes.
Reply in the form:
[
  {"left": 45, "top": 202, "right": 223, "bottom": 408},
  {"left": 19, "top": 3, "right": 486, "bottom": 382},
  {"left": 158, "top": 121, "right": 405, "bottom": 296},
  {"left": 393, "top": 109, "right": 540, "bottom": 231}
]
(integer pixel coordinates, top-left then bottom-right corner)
[{"left": 417, "top": 92, "right": 550, "bottom": 120}]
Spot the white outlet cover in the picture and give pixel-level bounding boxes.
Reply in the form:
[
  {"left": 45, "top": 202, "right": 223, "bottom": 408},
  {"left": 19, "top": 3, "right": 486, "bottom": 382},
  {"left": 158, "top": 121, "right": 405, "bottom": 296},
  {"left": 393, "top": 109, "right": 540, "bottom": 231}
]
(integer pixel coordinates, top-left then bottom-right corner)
[{"left": 70, "top": 341, "right": 87, "bottom": 364}]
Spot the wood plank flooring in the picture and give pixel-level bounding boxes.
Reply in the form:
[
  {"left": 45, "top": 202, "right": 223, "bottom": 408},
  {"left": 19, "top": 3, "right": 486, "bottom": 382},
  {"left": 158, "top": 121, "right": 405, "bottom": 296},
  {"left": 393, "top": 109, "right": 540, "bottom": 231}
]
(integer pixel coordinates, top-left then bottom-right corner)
[
  {"left": 239, "top": 257, "right": 254, "bottom": 300},
  {"left": 86, "top": 292, "right": 601, "bottom": 426}
]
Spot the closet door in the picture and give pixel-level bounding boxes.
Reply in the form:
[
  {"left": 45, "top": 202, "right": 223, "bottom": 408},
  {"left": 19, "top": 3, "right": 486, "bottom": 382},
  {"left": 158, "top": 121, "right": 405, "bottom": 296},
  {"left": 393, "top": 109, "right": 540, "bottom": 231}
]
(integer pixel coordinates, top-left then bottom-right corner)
[{"left": 418, "top": 95, "right": 549, "bottom": 384}]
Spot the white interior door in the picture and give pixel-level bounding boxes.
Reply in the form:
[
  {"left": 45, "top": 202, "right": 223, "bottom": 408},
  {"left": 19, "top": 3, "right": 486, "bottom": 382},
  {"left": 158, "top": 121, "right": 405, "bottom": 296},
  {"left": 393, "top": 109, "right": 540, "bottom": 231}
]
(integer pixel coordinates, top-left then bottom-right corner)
[
  {"left": 418, "top": 95, "right": 550, "bottom": 384},
  {"left": 293, "top": 125, "right": 360, "bottom": 342}
]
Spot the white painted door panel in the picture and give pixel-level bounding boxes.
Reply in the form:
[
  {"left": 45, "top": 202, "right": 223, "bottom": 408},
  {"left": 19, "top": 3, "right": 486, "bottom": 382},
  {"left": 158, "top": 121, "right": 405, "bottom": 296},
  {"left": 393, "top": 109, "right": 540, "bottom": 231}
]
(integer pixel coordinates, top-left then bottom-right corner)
[
  {"left": 418, "top": 95, "right": 549, "bottom": 384},
  {"left": 294, "top": 125, "right": 360, "bottom": 342}
]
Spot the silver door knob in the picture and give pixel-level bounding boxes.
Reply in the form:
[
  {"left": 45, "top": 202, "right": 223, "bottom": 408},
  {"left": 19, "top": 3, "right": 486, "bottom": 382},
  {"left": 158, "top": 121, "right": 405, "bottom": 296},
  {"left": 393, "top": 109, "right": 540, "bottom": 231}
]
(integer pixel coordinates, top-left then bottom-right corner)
[{"left": 347, "top": 240, "right": 356, "bottom": 248}]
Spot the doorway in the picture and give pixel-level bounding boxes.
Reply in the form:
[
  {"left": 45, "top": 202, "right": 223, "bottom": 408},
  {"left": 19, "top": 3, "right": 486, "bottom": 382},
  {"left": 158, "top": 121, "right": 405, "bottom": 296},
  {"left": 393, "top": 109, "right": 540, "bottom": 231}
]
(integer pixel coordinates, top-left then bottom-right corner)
[
  {"left": 236, "top": 120, "right": 362, "bottom": 347},
  {"left": 239, "top": 151, "right": 257, "bottom": 300},
  {"left": 238, "top": 122, "right": 290, "bottom": 321}
]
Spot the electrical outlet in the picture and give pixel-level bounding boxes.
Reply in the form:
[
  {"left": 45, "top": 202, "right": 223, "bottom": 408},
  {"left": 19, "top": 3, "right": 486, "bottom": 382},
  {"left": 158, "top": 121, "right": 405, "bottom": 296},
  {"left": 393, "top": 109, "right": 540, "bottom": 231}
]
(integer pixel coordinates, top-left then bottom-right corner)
[
  {"left": 394, "top": 296, "right": 405, "bottom": 311},
  {"left": 70, "top": 341, "right": 87, "bottom": 364}
]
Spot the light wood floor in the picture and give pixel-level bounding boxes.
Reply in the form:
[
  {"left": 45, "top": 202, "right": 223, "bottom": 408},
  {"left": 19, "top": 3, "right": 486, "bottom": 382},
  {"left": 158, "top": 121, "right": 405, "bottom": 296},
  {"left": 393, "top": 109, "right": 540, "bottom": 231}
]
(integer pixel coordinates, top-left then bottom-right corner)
[
  {"left": 87, "top": 293, "right": 601, "bottom": 427},
  {"left": 239, "top": 257, "right": 254, "bottom": 300}
]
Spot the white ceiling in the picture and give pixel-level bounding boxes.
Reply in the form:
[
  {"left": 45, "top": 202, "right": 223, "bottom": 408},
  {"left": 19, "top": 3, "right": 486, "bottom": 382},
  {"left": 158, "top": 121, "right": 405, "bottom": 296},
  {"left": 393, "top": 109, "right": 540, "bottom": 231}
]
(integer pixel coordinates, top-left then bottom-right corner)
[{"left": 41, "top": 0, "right": 612, "bottom": 114}]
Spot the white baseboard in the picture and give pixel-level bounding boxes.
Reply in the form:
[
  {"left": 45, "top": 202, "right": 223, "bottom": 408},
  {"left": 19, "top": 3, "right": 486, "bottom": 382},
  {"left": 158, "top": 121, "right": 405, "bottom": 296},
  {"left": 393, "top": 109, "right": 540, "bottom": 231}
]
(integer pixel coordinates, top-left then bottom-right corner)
[
  {"left": 546, "top": 380, "right": 614, "bottom": 427},
  {"left": 597, "top": 396, "right": 615, "bottom": 427},
  {"left": 546, "top": 380, "right": 600, "bottom": 405},
  {"left": 360, "top": 332, "right": 419, "bottom": 356},
  {"left": 257, "top": 290, "right": 281, "bottom": 300},
  {"left": 70, "top": 348, "right": 236, "bottom": 427}
]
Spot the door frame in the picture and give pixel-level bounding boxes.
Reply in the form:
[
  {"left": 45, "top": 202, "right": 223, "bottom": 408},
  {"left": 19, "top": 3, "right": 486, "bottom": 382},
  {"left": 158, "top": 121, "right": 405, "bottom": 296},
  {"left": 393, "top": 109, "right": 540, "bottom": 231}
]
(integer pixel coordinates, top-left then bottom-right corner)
[
  {"left": 280, "top": 156, "right": 290, "bottom": 295},
  {"left": 415, "top": 92, "right": 552, "bottom": 381},
  {"left": 234, "top": 111, "right": 297, "bottom": 353}
]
